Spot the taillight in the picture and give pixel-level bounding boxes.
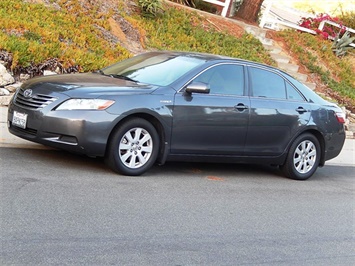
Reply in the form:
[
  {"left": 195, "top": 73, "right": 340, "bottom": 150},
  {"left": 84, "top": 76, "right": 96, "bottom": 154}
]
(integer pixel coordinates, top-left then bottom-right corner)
[{"left": 335, "top": 112, "right": 346, "bottom": 124}]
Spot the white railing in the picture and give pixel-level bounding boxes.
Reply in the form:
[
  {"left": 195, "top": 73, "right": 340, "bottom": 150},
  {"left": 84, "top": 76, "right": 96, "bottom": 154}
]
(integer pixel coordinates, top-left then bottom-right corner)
[
  {"left": 318, "top": 20, "right": 355, "bottom": 47},
  {"left": 262, "top": 18, "right": 317, "bottom": 34},
  {"left": 259, "top": 1, "right": 316, "bottom": 34},
  {"left": 318, "top": 20, "right": 355, "bottom": 34},
  {"left": 202, "top": 0, "right": 232, "bottom": 17}
]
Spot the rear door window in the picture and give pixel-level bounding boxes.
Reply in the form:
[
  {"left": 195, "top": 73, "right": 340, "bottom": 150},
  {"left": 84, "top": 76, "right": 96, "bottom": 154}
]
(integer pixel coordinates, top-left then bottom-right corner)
[{"left": 249, "top": 67, "right": 286, "bottom": 99}]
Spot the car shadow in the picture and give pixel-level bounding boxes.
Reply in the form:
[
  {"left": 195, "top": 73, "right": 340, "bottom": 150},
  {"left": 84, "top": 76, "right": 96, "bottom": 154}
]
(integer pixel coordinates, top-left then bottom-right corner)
[
  {"left": 2, "top": 147, "right": 112, "bottom": 174},
  {"left": 150, "top": 161, "right": 285, "bottom": 179},
  {"left": 3, "top": 147, "right": 353, "bottom": 181}
]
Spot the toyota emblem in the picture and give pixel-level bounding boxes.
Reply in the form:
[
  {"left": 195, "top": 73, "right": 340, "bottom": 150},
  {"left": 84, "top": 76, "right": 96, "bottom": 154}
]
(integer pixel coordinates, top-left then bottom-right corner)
[{"left": 23, "top": 89, "right": 33, "bottom": 98}]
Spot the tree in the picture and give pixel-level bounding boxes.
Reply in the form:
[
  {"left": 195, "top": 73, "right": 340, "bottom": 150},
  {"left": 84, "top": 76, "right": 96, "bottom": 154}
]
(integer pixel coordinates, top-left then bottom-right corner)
[{"left": 235, "top": 0, "right": 264, "bottom": 23}]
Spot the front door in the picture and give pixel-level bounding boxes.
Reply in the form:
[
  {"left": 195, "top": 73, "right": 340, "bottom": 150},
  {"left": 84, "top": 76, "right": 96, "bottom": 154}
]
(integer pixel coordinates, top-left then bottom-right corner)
[{"left": 171, "top": 64, "right": 250, "bottom": 155}]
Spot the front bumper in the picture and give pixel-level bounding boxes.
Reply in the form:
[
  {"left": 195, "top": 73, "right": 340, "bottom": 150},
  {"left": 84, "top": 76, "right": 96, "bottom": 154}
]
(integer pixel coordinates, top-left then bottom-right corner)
[{"left": 8, "top": 103, "right": 118, "bottom": 157}]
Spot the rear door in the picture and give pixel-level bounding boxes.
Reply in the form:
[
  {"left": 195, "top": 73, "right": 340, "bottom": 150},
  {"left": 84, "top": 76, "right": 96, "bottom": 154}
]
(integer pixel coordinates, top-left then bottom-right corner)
[
  {"left": 171, "top": 63, "right": 250, "bottom": 155},
  {"left": 244, "top": 66, "right": 311, "bottom": 156}
]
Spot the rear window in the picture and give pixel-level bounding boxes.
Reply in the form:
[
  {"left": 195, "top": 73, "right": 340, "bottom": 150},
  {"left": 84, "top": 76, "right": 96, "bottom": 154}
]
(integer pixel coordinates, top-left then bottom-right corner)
[{"left": 285, "top": 74, "right": 328, "bottom": 104}]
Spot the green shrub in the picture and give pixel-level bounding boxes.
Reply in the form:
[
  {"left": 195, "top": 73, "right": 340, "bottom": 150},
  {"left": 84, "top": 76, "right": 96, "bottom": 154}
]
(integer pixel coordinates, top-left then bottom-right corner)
[
  {"left": 339, "top": 11, "right": 355, "bottom": 29},
  {"left": 138, "top": 0, "right": 164, "bottom": 17},
  {"left": 0, "top": 0, "right": 131, "bottom": 72},
  {"left": 332, "top": 31, "right": 355, "bottom": 56},
  {"left": 170, "top": 0, "right": 217, "bottom": 13},
  {"left": 170, "top": 0, "right": 196, "bottom": 7}
]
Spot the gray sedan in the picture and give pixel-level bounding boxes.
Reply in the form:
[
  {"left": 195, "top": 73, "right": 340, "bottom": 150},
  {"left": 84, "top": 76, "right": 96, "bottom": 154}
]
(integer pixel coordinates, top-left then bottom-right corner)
[{"left": 7, "top": 51, "right": 346, "bottom": 180}]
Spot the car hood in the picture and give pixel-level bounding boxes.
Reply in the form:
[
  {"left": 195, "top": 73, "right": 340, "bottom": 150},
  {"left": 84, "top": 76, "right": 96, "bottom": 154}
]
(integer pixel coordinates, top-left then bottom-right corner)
[{"left": 21, "top": 73, "right": 157, "bottom": 97}]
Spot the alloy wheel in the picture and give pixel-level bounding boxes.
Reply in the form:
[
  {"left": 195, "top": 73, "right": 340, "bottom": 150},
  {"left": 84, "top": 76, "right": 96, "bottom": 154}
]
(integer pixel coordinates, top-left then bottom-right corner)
[
  {"left": 293, "top": 140, "right": 317, "bottom": 174},
  {"left": 119, "top": 127, "right": 153, "bottom": 169}
]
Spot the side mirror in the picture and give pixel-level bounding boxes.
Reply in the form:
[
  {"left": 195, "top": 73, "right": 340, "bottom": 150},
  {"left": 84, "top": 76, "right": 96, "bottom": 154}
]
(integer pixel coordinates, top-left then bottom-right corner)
[{"left": 185, "top": 82, "right": 210, "bottom": 94}]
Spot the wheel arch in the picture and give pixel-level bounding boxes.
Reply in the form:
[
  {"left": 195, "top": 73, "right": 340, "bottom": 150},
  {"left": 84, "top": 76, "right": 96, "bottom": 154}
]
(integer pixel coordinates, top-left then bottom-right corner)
[
  {"left": 106, "top": 112, "right": 168, "bottom": 165},
  {"left": 286, "top": 128, "right": 326, "bottom": 167}
]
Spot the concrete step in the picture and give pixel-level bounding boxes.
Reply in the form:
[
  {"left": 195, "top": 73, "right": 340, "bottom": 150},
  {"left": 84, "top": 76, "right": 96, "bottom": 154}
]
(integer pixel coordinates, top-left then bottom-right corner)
[
  {"left": 244, "top": 26, "right": 267, "bottom": 38},
  {"left": 257, "top": 36, "right": 273, "bottom": 45},
  {"left": 292, "top": 72, "right": 308, "bottom": 82},
  {"left": 271, "top": 53, "right": 290, "bottom": 64},
  {"left": 277, "top": 62, "right": 299, "bottom": 73},
  {"left": 244, "top": 26, "right": 273, "bottom": 45},
  {"left": 263, "top": 44, "right": 282, "bottom": 54},
  {"left": 281, "top": 70, "right": 307, "bottom": 82},
  {"left": 304, "top": 82, "right": 316, "bottom": 90}
]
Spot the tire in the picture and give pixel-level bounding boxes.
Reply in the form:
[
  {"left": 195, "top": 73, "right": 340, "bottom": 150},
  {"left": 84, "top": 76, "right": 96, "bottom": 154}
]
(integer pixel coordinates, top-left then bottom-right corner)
[
  {"left": 106, "top": 118, "right": 159, "bottom": 176},
  {"left": 281, "top": 133, "right": 320, "bottom": 180}
]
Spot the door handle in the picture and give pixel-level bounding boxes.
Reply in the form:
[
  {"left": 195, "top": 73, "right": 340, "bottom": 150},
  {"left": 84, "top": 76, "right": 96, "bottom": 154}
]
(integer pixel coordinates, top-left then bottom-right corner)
[
  {"left": 235, "top": 103, "right": 248, "bottom": 111},
  {"left": 296, "top": 107, "right": 307, "bottom": 114}
]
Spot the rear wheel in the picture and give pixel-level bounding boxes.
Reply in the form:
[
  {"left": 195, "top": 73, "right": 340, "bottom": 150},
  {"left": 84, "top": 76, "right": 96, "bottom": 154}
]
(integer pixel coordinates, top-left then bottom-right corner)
[
  {"left": 281, "top": 133, "right": 320, "bottom": 180},
  {"left": 106, "top": 118, "right": 159, "bottom": 176}
]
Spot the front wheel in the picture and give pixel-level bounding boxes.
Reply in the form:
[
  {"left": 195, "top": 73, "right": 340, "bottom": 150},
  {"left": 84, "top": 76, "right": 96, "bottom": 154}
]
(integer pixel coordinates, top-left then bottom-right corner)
[
  {"left": 106, "top": 118, "right": 159, "bottom": 176},
  {"left": 281, "top": 133, "right": 320, "bottom": 180}
]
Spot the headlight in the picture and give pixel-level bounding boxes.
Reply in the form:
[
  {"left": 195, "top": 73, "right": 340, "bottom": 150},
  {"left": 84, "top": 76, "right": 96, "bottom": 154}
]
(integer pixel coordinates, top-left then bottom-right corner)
[{"left": 56, "top": 99, "right": 115, "bottom": 110}]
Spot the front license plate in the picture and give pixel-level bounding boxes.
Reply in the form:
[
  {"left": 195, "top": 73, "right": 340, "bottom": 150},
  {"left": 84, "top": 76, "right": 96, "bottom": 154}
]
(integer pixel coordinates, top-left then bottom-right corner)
[{"left": 12, "top": 111, "right": 28, "bottom": 129}]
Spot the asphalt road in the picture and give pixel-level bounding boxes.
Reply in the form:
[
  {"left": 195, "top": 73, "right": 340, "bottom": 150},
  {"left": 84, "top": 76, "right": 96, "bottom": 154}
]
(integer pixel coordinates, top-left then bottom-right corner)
[{"left": 1, "top": 145, "right": 354, "bottom": 265}]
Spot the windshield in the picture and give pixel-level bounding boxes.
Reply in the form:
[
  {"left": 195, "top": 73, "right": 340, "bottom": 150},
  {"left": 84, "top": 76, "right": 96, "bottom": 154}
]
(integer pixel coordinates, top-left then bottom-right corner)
[{"left": 101, "top": 52, "right": 207, "bottom": 86}]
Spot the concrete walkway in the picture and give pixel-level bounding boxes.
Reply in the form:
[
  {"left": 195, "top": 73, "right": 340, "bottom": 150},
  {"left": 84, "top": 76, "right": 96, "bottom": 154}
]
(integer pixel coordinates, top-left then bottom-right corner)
[{"left": 1, "top": 106, "right": 353, "bottom": 166}]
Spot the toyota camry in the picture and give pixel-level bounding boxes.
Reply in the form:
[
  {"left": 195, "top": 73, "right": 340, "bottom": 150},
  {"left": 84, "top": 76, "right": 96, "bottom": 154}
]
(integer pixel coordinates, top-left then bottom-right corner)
[{"left": 7, "top": 51, "right": 346, "bottom": 180}]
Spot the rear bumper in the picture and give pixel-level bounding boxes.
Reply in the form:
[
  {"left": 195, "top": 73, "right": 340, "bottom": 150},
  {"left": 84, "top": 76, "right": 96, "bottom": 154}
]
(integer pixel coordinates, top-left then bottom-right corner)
[{"left": 324, "top": 131, "right": 346, "bottom": 162}]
